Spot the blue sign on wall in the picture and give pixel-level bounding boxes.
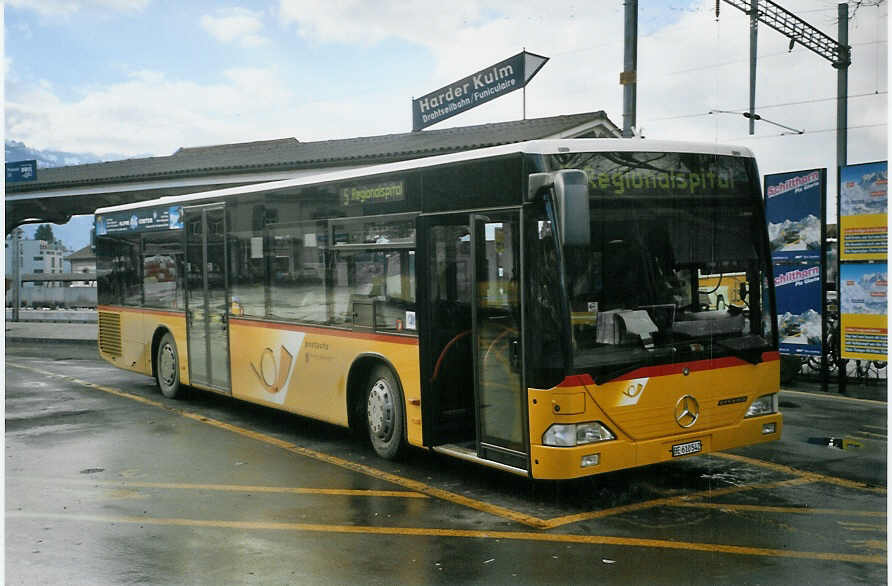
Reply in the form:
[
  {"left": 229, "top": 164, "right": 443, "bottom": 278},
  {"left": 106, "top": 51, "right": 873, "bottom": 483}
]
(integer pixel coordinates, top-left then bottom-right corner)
[
  {"left": 764, "top": 169, "right": 825, "bottom": 262},
  {"left": 774, "top": 261, "right": 823, "bottom": 357},
  {"left": 6, "top": 160, "right": 37, "bottom": 182}
]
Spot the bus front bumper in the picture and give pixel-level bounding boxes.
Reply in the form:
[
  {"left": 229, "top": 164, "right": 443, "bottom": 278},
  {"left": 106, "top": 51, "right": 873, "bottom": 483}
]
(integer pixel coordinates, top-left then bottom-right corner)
[{"left": 529, "top": 413, "right": 782, "bottom": 480}]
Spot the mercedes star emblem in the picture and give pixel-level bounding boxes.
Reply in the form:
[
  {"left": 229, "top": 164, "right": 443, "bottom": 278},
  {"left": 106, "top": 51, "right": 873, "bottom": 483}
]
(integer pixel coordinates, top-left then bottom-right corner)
[{"left": 674, "top": 394, "right": 700, "bottom": 428}]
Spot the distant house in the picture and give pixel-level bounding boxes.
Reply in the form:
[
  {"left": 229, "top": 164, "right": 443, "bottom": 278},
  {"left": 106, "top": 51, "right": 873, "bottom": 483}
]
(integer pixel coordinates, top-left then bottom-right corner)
[
  {"left": 65, "top": 245, "right": 96, "bottom": 287},
  {"left": 5, "top": 235, "right": 70, "bottom": 287}
]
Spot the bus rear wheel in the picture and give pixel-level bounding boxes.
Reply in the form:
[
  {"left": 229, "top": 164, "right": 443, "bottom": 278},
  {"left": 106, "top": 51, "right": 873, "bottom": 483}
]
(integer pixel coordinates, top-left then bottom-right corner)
[
  {"left": 156, "top": 332, "right": 182, "bottom": 399},
  {"left": 365, "top": 365, "right": 406, "bottom": 460}
]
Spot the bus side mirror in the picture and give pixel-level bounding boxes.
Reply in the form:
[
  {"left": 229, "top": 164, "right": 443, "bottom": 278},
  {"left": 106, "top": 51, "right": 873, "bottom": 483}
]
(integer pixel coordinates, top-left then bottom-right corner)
[
  {"left": 553, "top": 170, "right": 590, "bottom": 247},
  {"left": 528, "top": 173, "right": 553, "bottom": 200}
]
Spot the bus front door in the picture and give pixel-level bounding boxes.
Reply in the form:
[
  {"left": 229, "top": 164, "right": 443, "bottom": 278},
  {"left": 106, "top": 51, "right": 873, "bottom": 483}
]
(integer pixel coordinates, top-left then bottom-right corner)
[
  {"left": 184, "top": 205, "right": 232, "bottom": 393},
  {"left": 471, "top": 212, "right": 528, "bottom": 471}
]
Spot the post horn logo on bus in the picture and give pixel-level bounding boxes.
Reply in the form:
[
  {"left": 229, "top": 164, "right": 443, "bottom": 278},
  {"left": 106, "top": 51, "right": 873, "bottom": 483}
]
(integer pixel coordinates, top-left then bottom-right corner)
[{"left": 251, "top": 346, "right": 295, "bottom": 395}]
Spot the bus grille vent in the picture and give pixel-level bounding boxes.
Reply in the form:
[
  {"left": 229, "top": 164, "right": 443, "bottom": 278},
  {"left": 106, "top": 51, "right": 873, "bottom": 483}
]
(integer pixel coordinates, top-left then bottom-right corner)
[{"left": 98, "top": 311, "right": 122, "bottom": 357}]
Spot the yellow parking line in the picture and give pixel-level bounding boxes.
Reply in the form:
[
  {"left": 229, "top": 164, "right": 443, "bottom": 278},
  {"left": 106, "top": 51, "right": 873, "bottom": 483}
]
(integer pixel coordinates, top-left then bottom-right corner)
[
  {"left": 838, "top": 521, "right": 887, "bottom": 533},
  {"left": 780, "top": 389, "right": 887, "bottom": 406},
  {"left": 7, "top": 362, "right": 549, "bottom": 529},
  {"left": 7, "top": 511, "right": 887, "bottom": 565},
  {"left": 855, "top": 431, "right": 888, "bottom": 440},
  {"left": 863, "top": 425, "right": 888, "bottom": 431},
  {"left": 541, "top": 478, "right": 814, "bottom": 529},
  {"left": 11, "top": 361, "right": 886, "bottom": 537},
  {"left": 713, "top": 452, "right": 887, "bottom": 495},
  {"left": 673, "top": 502, "right": 886, "bottom": 517},
  {"left": 9, "top": 477, "right": 428, "bottom": 499}
]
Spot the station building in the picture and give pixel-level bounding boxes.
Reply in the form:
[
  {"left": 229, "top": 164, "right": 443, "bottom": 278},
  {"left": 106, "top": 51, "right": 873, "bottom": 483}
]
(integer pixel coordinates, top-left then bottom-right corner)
[{"left": 5, "top": 111, "right": 621, "bottom": 233}]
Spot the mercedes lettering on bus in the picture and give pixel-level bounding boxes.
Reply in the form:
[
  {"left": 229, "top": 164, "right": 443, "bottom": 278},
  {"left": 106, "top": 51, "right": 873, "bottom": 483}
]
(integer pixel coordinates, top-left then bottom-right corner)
[{"left": 94, "top": 139, "right": 782, "bottom": 480}]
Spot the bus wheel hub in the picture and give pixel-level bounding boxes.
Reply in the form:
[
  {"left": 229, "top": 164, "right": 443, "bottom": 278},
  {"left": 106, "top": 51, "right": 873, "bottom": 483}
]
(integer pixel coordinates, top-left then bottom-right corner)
[
  {"left": 159, "top": 345, "right": 176, "bottom": 385},
  {"left": 367, "top": 380, "right": 393, "bottom": 438}
]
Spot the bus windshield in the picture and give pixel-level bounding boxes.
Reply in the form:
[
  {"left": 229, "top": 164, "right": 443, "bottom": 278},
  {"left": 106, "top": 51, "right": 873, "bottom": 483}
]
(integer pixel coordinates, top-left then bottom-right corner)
[{"left": 547, "top": 151, "right": 775, "bottom": 382}]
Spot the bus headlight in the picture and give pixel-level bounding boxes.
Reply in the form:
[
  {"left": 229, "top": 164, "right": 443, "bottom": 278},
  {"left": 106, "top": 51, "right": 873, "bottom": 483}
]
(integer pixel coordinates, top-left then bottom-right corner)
[
  {"left": 745, "top": 393, "right": 779, "bottom": 418},
  {"left": 543, "top": 422, "right": 616, "bottom": 447}
]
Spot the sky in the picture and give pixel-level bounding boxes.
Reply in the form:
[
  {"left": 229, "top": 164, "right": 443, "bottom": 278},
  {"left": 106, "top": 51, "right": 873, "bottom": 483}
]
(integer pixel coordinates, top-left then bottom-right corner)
[{"left": 4, "top": 0, "right": 888, "bottom": 251}]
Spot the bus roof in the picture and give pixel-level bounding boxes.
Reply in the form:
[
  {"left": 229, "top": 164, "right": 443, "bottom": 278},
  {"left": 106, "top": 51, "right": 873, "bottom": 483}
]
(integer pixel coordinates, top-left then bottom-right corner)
[{"left": 95, "top": 138, "right": 756, "bottom": 214}]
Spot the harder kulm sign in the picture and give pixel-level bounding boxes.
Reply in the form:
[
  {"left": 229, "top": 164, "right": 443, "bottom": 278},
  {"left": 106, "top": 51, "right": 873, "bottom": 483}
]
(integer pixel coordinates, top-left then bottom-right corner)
[{"left": 412, "top": 51, "right": 548, "bottom": 131}]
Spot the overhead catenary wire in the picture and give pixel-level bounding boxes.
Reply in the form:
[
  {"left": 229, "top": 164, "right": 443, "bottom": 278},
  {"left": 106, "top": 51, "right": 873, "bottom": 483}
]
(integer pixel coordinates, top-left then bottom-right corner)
[
  {"left": 724, "top": 122, "right": 887, "bottom": 142},
  {"left": 641, "top": 90, "right": 888, "bottom": 123},
  {"left": 662, "top": 40, "right": 887, "bottom": 78}
]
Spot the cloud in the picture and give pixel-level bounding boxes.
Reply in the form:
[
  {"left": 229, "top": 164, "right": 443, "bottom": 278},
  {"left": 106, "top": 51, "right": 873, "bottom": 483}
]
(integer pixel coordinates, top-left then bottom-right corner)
[
  {"left": 278, "top": 0, "right": 488, "bottom": 47},
  {"left": 5, "top": 0, "right": 885, "bottom": 216},
  {"left": 6, "top": 67, "right": 290, "bottom": 156},
  {"left": 200, "top": 7, "right": 268, "bottom": 48},
  {"left": 6, "top": 0, "right": 149, "bottom": 17},
  {"left": 3, "top": 64, "right": 410, "bottom": 156}
]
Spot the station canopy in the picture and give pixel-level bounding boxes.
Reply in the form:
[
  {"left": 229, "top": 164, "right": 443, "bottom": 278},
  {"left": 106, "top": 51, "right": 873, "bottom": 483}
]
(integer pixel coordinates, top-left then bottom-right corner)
[{"left": 5, "top": 111, "right": 620, "bottom": 233}]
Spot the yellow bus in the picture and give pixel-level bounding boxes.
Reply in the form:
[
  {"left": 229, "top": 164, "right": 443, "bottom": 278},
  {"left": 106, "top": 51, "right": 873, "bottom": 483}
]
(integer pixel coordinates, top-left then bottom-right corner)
[{"left": 94, "top": 139, "right": 782, "bottom": 479}]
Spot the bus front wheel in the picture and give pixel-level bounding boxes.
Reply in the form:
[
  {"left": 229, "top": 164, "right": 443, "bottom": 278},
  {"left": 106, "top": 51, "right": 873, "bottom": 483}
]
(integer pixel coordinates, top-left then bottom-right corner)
[
  {"left": 156, "top": 332, "right": 182, "bottom": 399},
  {"left": 365, "top": 365, "right": 406, "bottom": 460}
]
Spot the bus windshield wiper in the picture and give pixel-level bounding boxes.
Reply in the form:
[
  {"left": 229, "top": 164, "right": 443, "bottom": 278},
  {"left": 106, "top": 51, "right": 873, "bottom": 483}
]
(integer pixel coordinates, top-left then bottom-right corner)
[
  {"left": 593, "top": 360, "right": 654, "bottom": 385},
  {"left": 715, "top": 335, "right": 770, "bottom": 365},
  {"left": 591, "top": 348, "right": 675, "bottom": 385}
]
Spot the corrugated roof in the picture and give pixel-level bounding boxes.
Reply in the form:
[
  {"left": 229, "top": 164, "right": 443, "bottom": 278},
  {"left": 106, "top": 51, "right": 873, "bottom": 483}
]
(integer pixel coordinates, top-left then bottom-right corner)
[{"left": 9, "top": 112, "right": 617, "bottom": 192}]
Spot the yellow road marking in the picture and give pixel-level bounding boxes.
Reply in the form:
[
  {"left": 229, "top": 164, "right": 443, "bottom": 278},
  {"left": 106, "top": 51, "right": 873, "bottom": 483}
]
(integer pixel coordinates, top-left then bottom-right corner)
[
  {"left": 7, "top": 511, "right": 886, "bottom": 565},
  {"left": 847, "top": 539, "right": 887, "bottom": 551},
  {"left": 854, "top": 430, "right": 888, "bottom": 440},
  {"left": 9, "top": 476, "right": 428, "bottom": 499},
  {"left": 780, "top": 388, "right": 887, "bottom": 406},
  {"left": 713, "top": 452, "right": 887, "bottom": 495},
  {"left": 673, "top": 502, "right": 886, "bottom": 517},
  {"left": 863, "top": 425, "right": 888, "bottom": 431},
  {"left": 541, "top": 478, "right": 814, "bottom": 529},
  {"left": 10, "top": 361, "right": 887, "bottom": 537},
  {"left": 838, "top": 521, "right": 887, "bottom": 533},
  {"left": 8, "top": 362, "right": 548, "bottom": 529}
]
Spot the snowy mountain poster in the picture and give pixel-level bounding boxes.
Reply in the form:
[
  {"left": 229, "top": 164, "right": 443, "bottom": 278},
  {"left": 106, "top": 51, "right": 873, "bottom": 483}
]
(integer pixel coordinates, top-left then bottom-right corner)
[
  {"left": 839, "top": 161, "right": 887, "bottom": 262},
  {"left": 774, "top": 262, "right": 823, "bottom": 357},
  {"left": 840, "top": 263, "right": 888, "bottom": 361},
  {"left": 764, "top": 169, "right": 825, "bottom": 262}
]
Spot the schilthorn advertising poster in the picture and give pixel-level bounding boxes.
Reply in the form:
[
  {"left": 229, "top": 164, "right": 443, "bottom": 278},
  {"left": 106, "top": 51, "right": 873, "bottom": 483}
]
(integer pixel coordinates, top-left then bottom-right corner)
[
  {"left": 839, "top": 161, "right": 887, "bottom": 261},
  {"left": 774, "top": 262, "right": 823, "bottom": 357},
  {"left": 840, "top": 262, "right": 888, "bottom": 360},
  {"left": 764, "top": 169, "right": 825, "bottom": 262}
]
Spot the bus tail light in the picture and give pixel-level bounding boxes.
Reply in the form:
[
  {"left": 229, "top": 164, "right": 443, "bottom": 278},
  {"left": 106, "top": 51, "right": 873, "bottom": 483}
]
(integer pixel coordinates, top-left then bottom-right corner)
[
  {"left": 543, "top": 422, "right": 615, "bottom": 447},
  {"left": 745, "top": 393, "right": 779, "bottom": 418}
]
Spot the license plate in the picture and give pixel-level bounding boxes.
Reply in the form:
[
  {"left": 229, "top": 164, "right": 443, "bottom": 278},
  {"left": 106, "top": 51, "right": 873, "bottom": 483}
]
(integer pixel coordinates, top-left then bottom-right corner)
[{"left": 672, "top": 440, "right": 702, "bottom": 457}]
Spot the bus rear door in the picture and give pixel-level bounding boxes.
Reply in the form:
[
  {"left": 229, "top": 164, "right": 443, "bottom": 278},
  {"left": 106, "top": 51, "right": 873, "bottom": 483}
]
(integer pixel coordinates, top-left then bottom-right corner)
[{"left": 184, "top": 205, "right": 232, "bottom": 393}]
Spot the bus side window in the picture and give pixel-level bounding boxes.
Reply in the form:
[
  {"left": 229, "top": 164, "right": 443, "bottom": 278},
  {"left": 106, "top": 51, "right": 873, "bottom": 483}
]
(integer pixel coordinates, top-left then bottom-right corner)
[
  {"left": 331, "top": 215, "right": 417, "bottom": 331},
  {"left": 142, "top": 231, "right": 183, "bottom": 310},
  {"left": 268, "top": 222, "right": 328, "bottom": 324},
  {"left": 97, "top": 234, "right": 141, "bottom": 307},
  {"left": 228, "top": 202, "right": 268, "bottom": 318}
]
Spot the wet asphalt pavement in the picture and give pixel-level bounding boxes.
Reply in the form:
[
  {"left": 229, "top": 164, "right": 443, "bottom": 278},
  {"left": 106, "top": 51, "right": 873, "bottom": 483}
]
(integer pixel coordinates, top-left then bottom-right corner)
[{"left": 5, "top": 341, "right": 887, "bottom": 585}]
